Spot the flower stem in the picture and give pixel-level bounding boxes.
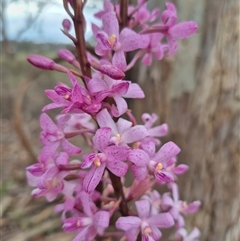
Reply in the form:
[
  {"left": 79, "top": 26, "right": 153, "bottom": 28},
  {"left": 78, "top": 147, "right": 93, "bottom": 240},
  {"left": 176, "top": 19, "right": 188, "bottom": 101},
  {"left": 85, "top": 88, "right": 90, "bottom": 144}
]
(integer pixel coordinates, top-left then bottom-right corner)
[
  {"left": 120, "top": 0, "right": 129, "bottom": 30},
  {"left": 73, "top": 0, "right": 91, "bottom": 78},
  {"left": 108, "top": 170, "right": 128, "bottom": 216}
]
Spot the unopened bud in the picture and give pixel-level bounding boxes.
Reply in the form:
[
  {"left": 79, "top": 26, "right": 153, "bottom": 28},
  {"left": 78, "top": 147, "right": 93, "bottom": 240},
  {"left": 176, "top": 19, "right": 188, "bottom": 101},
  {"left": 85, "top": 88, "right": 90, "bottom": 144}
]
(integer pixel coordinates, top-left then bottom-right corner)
[
  {"left": 27, "top": 55, "right": 55, "bottom": 70},
  {"left": 27, "top": 55, "right": 69, "bottom": 72},
  {"left": 58, "top": 49, "right": 76, "bottom": 63},
  {"left": 62, "top": 19, "right": 71, "bottom": 31}
]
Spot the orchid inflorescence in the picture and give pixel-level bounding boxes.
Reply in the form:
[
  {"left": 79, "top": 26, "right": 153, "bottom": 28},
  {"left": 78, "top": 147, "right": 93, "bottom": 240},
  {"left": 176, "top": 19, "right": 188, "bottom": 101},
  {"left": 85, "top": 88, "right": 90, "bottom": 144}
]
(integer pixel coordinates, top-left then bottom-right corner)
[{"left": 26, "top": 0, "right": 201, "bottom": 240}]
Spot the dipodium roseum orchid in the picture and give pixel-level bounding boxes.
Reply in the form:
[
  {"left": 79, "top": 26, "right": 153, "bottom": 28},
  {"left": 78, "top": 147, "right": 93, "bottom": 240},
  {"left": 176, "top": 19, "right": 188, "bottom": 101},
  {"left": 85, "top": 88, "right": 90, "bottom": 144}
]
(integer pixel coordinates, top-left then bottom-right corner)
[
  {"left": 26, "top": 0, "right": 200, "bottom": 240},
  {"left": 116, "top": 199, "right": 174, "bottom": 241},
  {"left": 161, "top": 183, "right": 201, "bottom": 228}
]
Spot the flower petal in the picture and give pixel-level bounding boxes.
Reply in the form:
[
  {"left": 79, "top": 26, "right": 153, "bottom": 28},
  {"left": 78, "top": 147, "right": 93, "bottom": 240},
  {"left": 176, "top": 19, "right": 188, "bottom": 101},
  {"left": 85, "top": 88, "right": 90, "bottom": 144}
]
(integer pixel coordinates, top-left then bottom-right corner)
[
  {"left": 169, "top": 21, "right": 198, "bottom": 39},
  {"left": 83, "top": 164, "right": 106, "bottom": 193},
  {"left": 40, "top": 113, "right": 58, "bottom": 133},
  {"left": 102, "top": 11, "right": 119, "bottom": 37},
  {"left": 147, "top": 212, "right": 174, "bottom": 228},
  {"left": 111, "top": 96, "right": 128, "bottom": 117},
  {"left": 135, "top": 199, "right": 150, "bottom": 219},
  {"left": 121, "top": 125, "right": 149, "bottom": 144},
  {"left": 116, "top": 216, "right": 141, "bottom": 231},
  {"left": 128, "top": 149, "right": 149, "bottom": 166},
  {"left": 122, "top": 83, "right": 145, "bottom": 99},
  {"left": 93, "top": 127, "right": 112, "bottom": 151},
  {"left": 139, "top": 141, "right": 156, "bottom": 158},
  {"left": 120, "top": 28, "right": 149, "bottom": 52},
  {"left": 148, "top": 123, "right": 168, "bottom": 137},
  {"left": 105, "top": 145, "right": 130, "bottom": 161},
  {"left": 173, "top": 164, "right": 189, "bottom": 174},
  {"left": 112, "top": 50, "right": 127, "bottom": 71},
  {"left": 131, "top": 165, "right": 148, "bottom": 181},
  {"left": 107, "top": 160, "right": 128, "bottom": 177},
  {"left": 61, "top": 139, "right": 82, "bottom": 155},
  {"left": 93, "top": 211, "right": 110, "bottom": 228},
  {"left": 96, "top": 109, "right": 118, "bottom": 134},
  {"left": 154, "top": 141, "right": 180, "bottom": 164}
]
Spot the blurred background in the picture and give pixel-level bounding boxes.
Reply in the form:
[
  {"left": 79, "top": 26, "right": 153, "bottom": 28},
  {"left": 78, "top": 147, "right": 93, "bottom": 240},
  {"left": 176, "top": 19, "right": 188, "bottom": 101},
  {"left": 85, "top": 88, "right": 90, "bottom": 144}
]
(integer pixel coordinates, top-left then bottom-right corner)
[{"left": 1, "top": 0, "right": 239, "bottom": 241}]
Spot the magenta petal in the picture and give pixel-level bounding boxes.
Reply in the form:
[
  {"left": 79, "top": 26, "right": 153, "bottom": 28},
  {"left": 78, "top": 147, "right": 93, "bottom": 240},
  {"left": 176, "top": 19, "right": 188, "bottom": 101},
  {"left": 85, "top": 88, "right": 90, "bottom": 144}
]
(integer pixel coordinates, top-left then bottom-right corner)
[
  {"left": 121, "top": 125, "right": 149, "bottom": 144},
  {"left": 166, "top": 35, "right": 178, "bottom": 57},
  {"left": 40, "top": 113, "right": 58, "bottom": 133},
  {"left": 161, "top": 193, "right": 174, "bottom": 210},
  {"left": 96, "top": 109, "right": 118, "bottom": 134},
  {"left": 185, "top": 201, "right": 201, "bottom": 214},
  {"left": 93, "top": 127, "right": 111, "bottom": 151},
  {"left": 132, "top": 165, "right": 148, "bottom": 181},
  {"left": 112, "top": 50, "right": 127, "bottom": 71},
  {"left": 142, "top": 53, "right": 152, "bottom": 66},
  {"left": 128, "top": 149, "right": 149, "bottom": 167},
  {"left": 81, "top": 153, "right": 95, "bottom": 169},
  {"left": 61, "top": 139, "right": 82, "bottom": 155},
  {"left": 149, "top": 123, "right": 168, "bottom": 137},
  {"left": 116, "top": 216, "right": 141, "bottom": 231},
  {"left": 42, "top": 103, "right": 68, "bottom": 111},
  {"left": 154, "top": 141, "right": 180, "bottom": 164},
  {"left": 40, "top": 142, "right": 59, "bottom": 160},
  {"left": 151, "top": 226, "right": 162, "bottom": 240},
  {"left": 45, "top": 90, "right": 69, "bottom": 104},
  {"left": 173, "top": 164, "right": 189, "bottom": 174},
  {"left": 120, "top": 28, "right": 149, "bottom": 51},
  {"left": 188, "top": 227, "right": 201, "bottom": 239},
  {"left": 107, "top": 160, "right": 128, "bottom": 177},
  {"left": 147, "top": 212, "right": 174, "bottom": 228},
  {"left": 87, "top": 77, "right": 108, "bottom": 94},
  {"left": 96, "top": 31, "right": 112, "bottom": 49},
  {"left": 111, "top": 96, "right": 128, "bottom": 117},
  {"left": 135, "top": 199, "right": 150, "bottom": 219},
  {"left": 55, "top": 152, "right": 69, "bottom": 166},
  {"left": 83, "top": 164, "right": 106, "bottom": 193},
  {"left": 122, "top": 83, "right": 145, "bottom": 99},
  {"left": 139, "top": 141, "right": 156, "bottom": 157},
  {"left": 102, "top": 11, "right": 119, "bottom": 37},
  {"left": 93, "top": 211, "right": 110, "bottom": 228},
  {"left": 105, "top": 145, "right": 130, "bottom": 160},
  {"left": 169, "top": 21, "right": 198, "bottom": 39},
  {"left": 92, "top": 23, "right": 101, "bottom": 37},
  {"left": 116, "top": 118, "right": 132, "bottom": 134},
  {"left": 56, "top": 114, "right": 71, "bottom": 130},
  {"left": 155, "top": 170, "right": 174, "bottom": 183},
  {"left": 99, "top": 64, "right": 125, "bottom": 80},
  {"left": 171, "top": 182, "right": 179, "bottom": 202},
  {"left": 79, "top": 191, "right": 92, "bottom": 216}
]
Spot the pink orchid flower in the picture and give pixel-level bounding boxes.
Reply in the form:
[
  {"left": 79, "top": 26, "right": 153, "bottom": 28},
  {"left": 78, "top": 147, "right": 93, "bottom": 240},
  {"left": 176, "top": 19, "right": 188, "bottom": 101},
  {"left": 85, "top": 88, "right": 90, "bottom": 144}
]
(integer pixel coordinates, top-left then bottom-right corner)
[
  {"left": 116, "top": 199, "right": 174, "bottom": 241},
  {"left": 161, "top": 183, "right": 201, "bottom": 228},
  {"left": 94, "top": 11, "right": 149, "bottom": 70},
  {"left": 128, "top": 141, "right": 180, "bottom": 183},
  {"left": 96, "top": 109, "right": 149, "bottom": 145},
  {"left": 81, "top": 127, "right": 130, "bottom": 193},
  {"left": 63, "top": 192, "right": 110, "bottom": 241}
]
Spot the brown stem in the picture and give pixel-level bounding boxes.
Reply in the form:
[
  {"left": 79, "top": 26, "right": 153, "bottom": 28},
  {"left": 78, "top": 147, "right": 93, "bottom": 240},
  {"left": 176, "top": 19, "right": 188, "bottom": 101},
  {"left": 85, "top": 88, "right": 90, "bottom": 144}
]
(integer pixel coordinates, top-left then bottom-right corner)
[
  {"left": 120, "top": 0, "right": 129, "bottom": 30},
  {"left": 95, "top": 180, "right": 103, "bottom": 208},
  {"left": 58, "top": 164, "right": 82, "bottom": 171},
  {"left": 108, "top": 170, "right": 128, "bottom": 216},
  {"left": 73, "top": 0, "right": 91, "bottom": 78}
]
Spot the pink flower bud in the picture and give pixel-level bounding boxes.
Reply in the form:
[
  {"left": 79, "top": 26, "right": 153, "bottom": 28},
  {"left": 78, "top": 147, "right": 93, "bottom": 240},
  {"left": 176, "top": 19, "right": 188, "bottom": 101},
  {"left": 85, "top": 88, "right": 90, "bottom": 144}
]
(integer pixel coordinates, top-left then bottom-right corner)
[
  {"left": 27, "top": 55, "right": 69, "bottom": 72},
  {"left": 58, "top": 49, "right": 76, "bottom": 63},
  {"left": 62, "top": 19, "right": 71, "bottom": 31},
  {"left": 27, "top": 55, "right": 55, "bottom": 70}
]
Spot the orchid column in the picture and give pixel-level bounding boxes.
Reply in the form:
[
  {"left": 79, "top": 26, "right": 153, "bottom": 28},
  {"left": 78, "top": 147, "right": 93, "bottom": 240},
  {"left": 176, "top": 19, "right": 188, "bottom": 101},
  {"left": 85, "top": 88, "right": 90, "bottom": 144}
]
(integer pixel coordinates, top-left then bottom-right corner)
[{"left": 26, "top": 1, "right": 201, "bottom": 240}]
